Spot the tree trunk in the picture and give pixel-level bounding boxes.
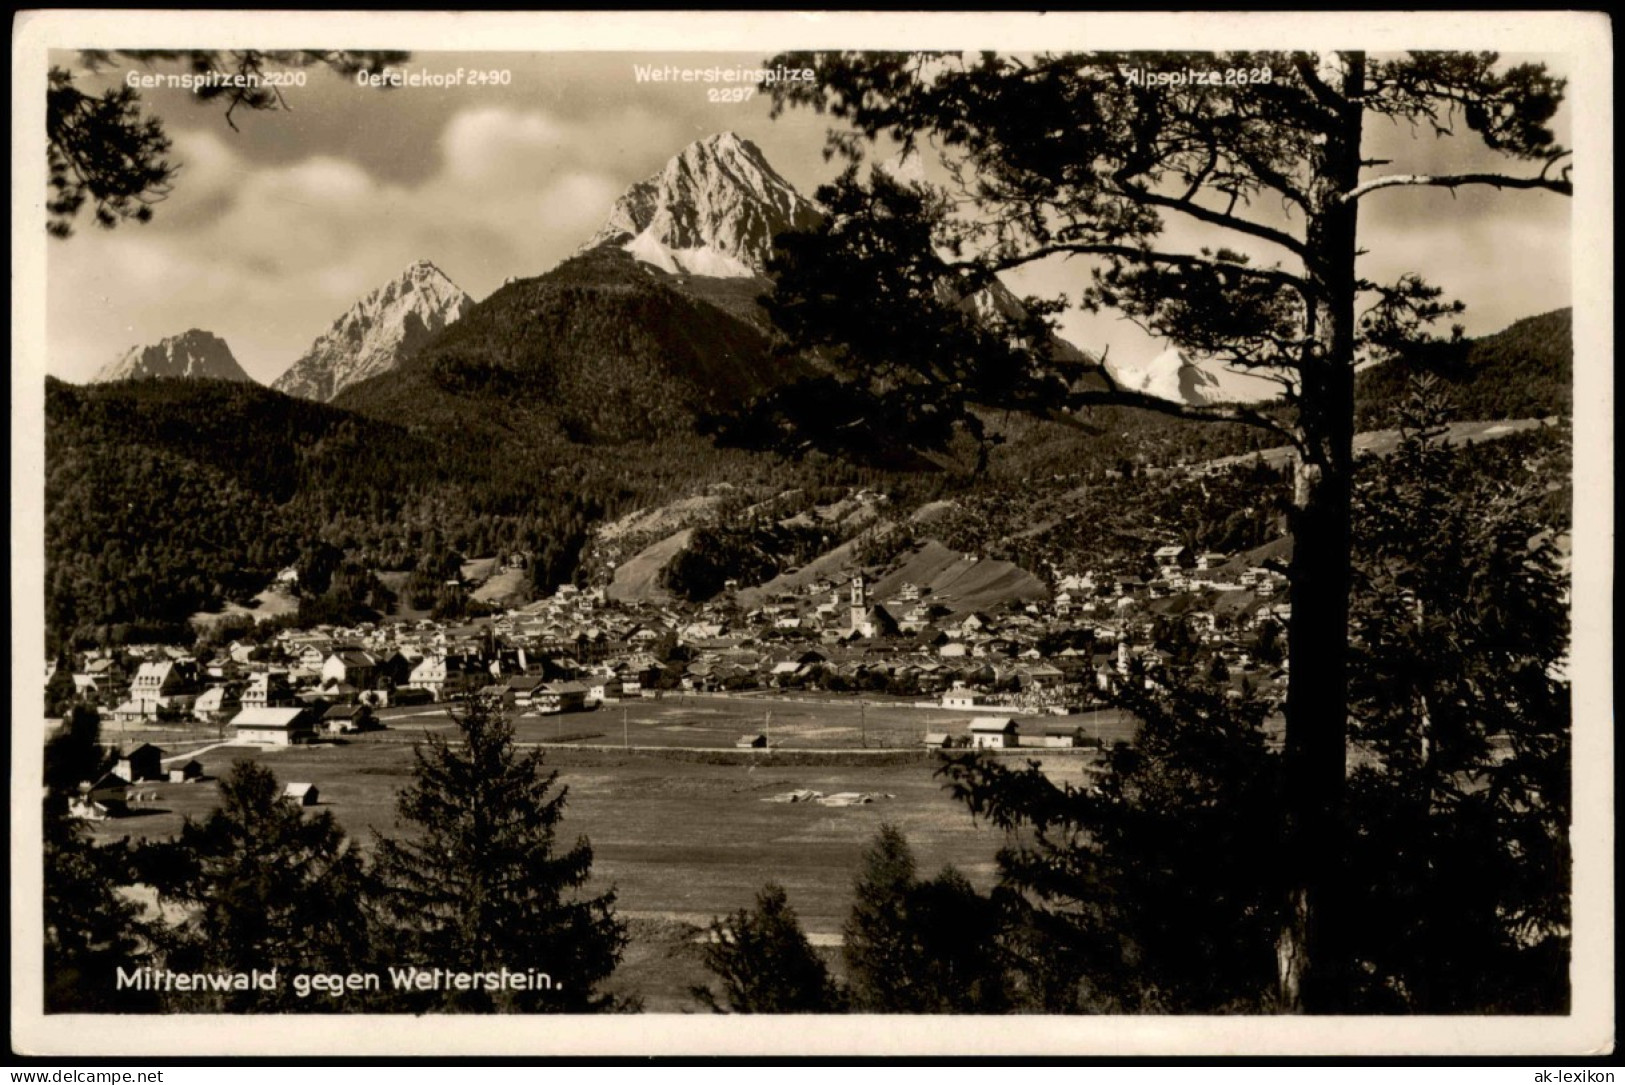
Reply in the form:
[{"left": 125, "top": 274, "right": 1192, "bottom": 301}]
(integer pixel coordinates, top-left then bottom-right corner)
[{"left": 1276, "top": 51, "right": 1364, "bottom": 1013}]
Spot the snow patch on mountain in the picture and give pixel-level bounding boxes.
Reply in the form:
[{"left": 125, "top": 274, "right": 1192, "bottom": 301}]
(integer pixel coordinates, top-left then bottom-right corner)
[
  {"left": 585, "top": 131, "right": 823, "bottom": 279},
  {"left": 1107, "top": 347, "right": 1288, "bottom": 405},
  {"left": 272, "top": 260, "right": 474, "bottom": 402},
  {"left": 94, "top": 329, "right": 253, "bottom": 384},
  {"left": 622, "top": 232, "right": 758, "bottom": 279},
  {"left": 1107, "top": 348, "right": 1222, "bottom": 404}
]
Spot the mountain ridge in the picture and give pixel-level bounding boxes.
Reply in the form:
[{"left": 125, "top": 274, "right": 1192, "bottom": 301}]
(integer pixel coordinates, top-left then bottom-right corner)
[
  {"left": 271, "top": 260, "right": 475, "bottom": 402},
  {"left": 93, "top": 329, "right": 253, "bottom": 384},
  {"left": 584, "top": 131, "right": 823, "bottom": 278}
]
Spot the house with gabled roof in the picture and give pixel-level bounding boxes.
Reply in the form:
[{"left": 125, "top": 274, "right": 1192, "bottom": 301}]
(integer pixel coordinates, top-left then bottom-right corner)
[
  {"left": 968, "top": 717, "right": 1020, "bottom": 749},
  {"left": 230, "top": 706, "right": 316, "bottom": 746}
]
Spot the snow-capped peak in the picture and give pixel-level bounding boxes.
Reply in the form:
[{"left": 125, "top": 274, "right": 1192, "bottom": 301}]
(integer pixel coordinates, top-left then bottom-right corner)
[
  {"left": 94, "top": 329, "right": 253, "bottom": 384},
  {"left": 584, "top": 131, "right": 823, "bottom": 278},
  {"left": 1107, "top": 347, "right": 1225, "bottom": 405},
  {"left": 272, "top": 261, "right": 475, "bottom": 402}
]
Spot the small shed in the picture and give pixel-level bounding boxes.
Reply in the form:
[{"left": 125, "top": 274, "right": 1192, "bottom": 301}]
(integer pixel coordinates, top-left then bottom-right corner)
[
  {"left": 736, "top": 733, "right": 768, "bottom": 749},
  {"left": 968, "top": 717, "right": 1020, "bottom": 749},
  {"left": 283, "top": 782, "right": 320, "bottom": 806},
  {"left": 1040, "top": 727, "right": 1085, "bottom": 749},
  {"left": 922, "top": 732, "right": 950, "bottom": 750},
  {"left": 166, "top": 759, "right": 204, "bottom": 783}
]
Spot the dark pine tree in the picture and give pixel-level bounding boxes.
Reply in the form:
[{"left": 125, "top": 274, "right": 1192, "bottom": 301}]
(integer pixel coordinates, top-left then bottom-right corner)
[
  {"left": 693, "top": 884, "right": 844, "bottom": 1014},
  {"left": 740, "top": 48, "right": 1571, "bottom": 1011},
  {"left": 43, "top": 706, "right": 156, "bottom": 1013},
  {"left": 135, "top": 760, "right": 373, "bottom": 1012},
  {"left": 844, "top": 824, "right": 1011, "bottom": 1012},
  {"left": 373, "top": 693, "right": 628, "bottom": 1012}
]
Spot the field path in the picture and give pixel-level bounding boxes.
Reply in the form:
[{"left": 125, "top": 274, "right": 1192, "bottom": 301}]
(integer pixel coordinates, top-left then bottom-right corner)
[{"left": 160, "top": 741, "right": 252, "bottom": 763}]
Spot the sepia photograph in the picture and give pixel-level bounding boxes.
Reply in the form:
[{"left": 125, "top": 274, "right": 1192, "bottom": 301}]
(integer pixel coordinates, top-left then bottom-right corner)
[{"left": 10, "top": 10, "right": 1613, "bottom": 1060}]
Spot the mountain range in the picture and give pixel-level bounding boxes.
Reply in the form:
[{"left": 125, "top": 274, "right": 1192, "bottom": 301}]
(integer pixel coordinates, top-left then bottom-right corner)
[
  {"left": 48, "top": 128, "right": 1574, "bottom": 651},
  {"left": 93, "top": 131, "right": 1097, "bottom": 413}
]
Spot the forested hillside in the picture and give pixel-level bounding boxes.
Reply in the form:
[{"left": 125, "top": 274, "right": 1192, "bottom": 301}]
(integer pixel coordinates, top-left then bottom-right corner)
[
  {"left": 43, "top": 300, "right": 1572, "bottom": 653},
  {"left": 335, "top": 246, "right": 800, "bottom": 444},
  {"left": 1355, "top": 308, "right": 1571, "bottom": 429}
]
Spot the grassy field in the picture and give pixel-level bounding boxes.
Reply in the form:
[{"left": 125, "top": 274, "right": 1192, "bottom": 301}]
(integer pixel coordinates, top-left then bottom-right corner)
[
  {"left": 83, "top": 702, "right": 1112, "bottom": 1010},
  {"left": 494, "top": 693, "right": 1137, "bottom": 752}
]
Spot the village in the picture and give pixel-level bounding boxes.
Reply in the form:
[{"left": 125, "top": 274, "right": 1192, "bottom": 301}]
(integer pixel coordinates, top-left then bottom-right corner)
[{"left": 48, "top": 535, "right": 1292, "bottom": 820}]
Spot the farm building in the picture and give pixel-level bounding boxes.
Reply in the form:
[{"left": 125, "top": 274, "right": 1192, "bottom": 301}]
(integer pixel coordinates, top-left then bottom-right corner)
[
  {"left": 922, "top": 732, "right": 951, "bottom": 750},
  {"left": 166, "top": 760, "right": 204, "bottom": 783},
  {"left": 78, "top": 773, "right": 131, "bottom": 816},
  {"left": 968, "top": 717, "right": 1020, "bottom": 749},
  {"left": 230, "top": 706, "right": 316, "bottom": 746},
  {"left": 321, "top": 704, "right": 373, "bottom": 735},
  {"left": 736, "top": 734, "right": 768, "bottom": 749},
  {"left": 283, "top": 783, "right": 319, "bottom": 806},
  {"left": 504, "top": 675, "right": 547, "bottom": 706},
  {"left": 114, "top": 743, "right": 164, "bottom": 782},
  {"left": 1039, "top": 728, "right": 1086, "bottom": 749},
  {"left": 586, "top": 678, "right": 623, "bottom": 704}
]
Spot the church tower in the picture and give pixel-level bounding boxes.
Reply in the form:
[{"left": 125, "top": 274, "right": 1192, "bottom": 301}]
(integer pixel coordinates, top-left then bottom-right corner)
[{"left": 849, "top": 574, "right": 867, "bottom": 632}]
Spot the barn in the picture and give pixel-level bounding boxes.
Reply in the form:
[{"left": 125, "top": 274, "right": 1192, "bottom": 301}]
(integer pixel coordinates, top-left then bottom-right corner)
[{"left": 115, "top": 743, "right": 164, "bottom": 782}]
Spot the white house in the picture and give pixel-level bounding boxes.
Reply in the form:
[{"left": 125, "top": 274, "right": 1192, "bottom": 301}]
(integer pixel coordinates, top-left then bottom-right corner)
[
  {"left": 408, "top": 655, "right": 476, "bottom": 701},
  {"left": 230, "top": 706, "right": 316, "bottom": 747},
  {"left": 968, "top": 717, "right": 1020, "bottom": 749},
  {"left": 241, "top": 671, "right": 294, "bottom": 711},
  {"left": 130, "top": 660, "right": 196, "bottom": 714}
]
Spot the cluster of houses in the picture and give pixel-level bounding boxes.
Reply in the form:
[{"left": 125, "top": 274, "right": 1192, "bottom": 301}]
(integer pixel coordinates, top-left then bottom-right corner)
[{"left": 65, "top": 737, "right": 324, "bottom": 821}]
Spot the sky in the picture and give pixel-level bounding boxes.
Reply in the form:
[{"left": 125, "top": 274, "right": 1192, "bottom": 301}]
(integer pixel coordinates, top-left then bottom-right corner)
[{"left": 45, "top": 49, "right": 1574, "bottom": 390}]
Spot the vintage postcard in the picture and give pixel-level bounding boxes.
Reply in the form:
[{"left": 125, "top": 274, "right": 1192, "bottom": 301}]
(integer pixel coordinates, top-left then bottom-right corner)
[{"left": 11, "top": 10, "right": 1613, "bottom": 1059}]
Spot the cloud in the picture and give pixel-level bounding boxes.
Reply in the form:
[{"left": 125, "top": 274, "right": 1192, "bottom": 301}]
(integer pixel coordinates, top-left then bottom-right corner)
[{"left": 47, "top": 104, "right": 668, "bottom": 384}]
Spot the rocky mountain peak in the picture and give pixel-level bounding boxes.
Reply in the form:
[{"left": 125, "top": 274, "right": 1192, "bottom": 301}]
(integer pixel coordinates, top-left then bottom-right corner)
[
  {"left": 93, "top": 329, "right": 253, "bottom": 384},
  {"left": 584, "top": 131, "right": 823, "bottom": 278},
  {"left": 271, "top": 260, "right": 475, "bottom": 402}
]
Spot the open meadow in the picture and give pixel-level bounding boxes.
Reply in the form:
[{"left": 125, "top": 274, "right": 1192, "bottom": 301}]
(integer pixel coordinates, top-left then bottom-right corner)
[{"left": 88, "top": 696, "right": 1118, "bottom": 1009}]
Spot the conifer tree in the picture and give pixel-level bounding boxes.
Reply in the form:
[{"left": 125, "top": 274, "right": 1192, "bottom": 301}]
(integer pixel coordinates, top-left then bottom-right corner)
[
  {"left": 844, "top": 824, "right": 1011, "bottom": 1012},
  {"left": 693, "top": 883, "right": 844, "bottom": 1013},
  {"left": 748, "top": 48, "right": 1572, "bottom": 1011},
  {"left": 842, "top": 824, "right": 918, "bottom": 1009},
  {"left": 138, "top": 760, "right": 373, "bottom": 1012},
  {"left": 373, "top": 693, "right": 628, "bottom": 1012},
  {"left": 1341, "top": 384, "right": 1571, "bottom": 1011}
]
